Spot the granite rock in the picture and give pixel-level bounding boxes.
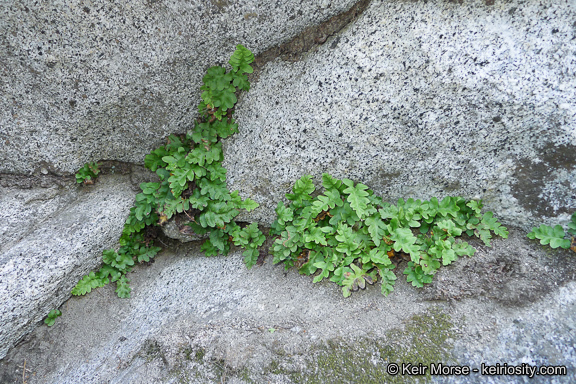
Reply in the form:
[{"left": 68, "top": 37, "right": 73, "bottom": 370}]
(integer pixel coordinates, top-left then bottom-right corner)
[
  {"left": 1, "top": 230, "right": 575, "bottom": 383},
  {"left": 1, "top": 0, "right": 576, "bottom": 381},
  {"left": 0, "top": 175, "right": 135, "bottom": 359},
  {"left": 0, "top": 0, "right": 359, "bottom": 175},
  {"left": 225, "top": 0, "right": 576, "bottom": 230}
]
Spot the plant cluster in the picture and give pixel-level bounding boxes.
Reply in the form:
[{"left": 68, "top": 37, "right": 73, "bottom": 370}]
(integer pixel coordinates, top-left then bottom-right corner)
[
  {"left": 528, "top": 212, "right": 576, "bottom": 252},
  {"left": 270, "top": 174, "right": 509, "bottom": 297},
  {"left": 72, "top": 45, "right": 265, "bottom": 299},
  {"left": 71, "top": 44, "right": 517, "bottom": 305},
  {"left": 75, "top": 162, "right": 100, "bottom": 185},
  {"left": 44, "top": 309, "right": 61, "bottom": 326}
]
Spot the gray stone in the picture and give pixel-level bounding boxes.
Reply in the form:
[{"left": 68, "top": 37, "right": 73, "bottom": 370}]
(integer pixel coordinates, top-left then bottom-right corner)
[
  {"left": 0, "top": 174, "right": 135, "bottom": 359},
  {"left": 0, "top": 0, "right": 359, "bottom": 176},
  {"left": 1, "top": 229, "right": 575, "bottom": 383},
  {"left": 225, "top": 0, "right": 576, "bottom": 231},
  {"left": 0, "top": 181, "right": 77, "bottom": 255},
  {"left": 1, "top": 0, "right": 576, "bottom": 381},
  {"left": 161, "top": 219, "right": 208, "bottom": 242},
  {"left": 441, "top": 283, "right": 576, "bottom": 383}
]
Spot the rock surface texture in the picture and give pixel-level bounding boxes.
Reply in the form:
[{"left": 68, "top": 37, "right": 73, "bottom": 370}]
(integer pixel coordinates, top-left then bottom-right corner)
[
  {"left": 0, "top": 175, "right": 136, "bottom": 359},
  {"left": 0, "top": 0, "right": 358, "bottom": 175},
  {"left": 0, "top": 0, "right": 361, "bottom": 362},
  {"left": 1, "top": 0, "right": 576, "bottom": 383},
  {"left": 226, "top": 0, "right": 576, "bottom": 230},
  {"left": 1, "top": 232, "right": 576, "bottom": 383}
]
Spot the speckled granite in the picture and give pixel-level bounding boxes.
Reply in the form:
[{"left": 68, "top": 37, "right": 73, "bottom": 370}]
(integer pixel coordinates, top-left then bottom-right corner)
[
  {"left": 225, "top": 0, "right": 576, "bottom": 230},
  {"left": 0, "top": 0, "right": 358, "bottom": 175},
  {"left": 1, "top": 230, "right": 575, "bottom": 383},
  {"left": 0, "top": 175, "right": 135, "bottom": 359},
  {"left": 1, "top": 0, "right": 576, "bottom": 380}
]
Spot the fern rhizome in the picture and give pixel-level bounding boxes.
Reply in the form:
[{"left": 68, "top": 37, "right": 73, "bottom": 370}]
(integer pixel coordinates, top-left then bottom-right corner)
[{"left": 72, "top": 45, "right": 509, "bottom": 304}]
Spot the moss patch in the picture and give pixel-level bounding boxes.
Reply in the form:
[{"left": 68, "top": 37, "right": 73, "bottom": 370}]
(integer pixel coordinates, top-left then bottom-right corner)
[
  {"left": 287, "top": 308, "right": 455, "bottom": 384},
  {"left": 194, "top": 348, "right": 205, "bottom": 362},
  {"left": 168, "top": 308, "right": 455, "bottom": 383},
  {"left": 141, "top": 339, "right": 168, "bottom": 365}
]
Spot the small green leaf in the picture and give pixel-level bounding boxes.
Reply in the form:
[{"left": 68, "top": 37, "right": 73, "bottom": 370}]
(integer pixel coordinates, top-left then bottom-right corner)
[
  {"left": 232, "top": 72, "right": 250, "bottom": 91},
  {"left": 201, "top": 238, "right": 220, "bottom": 257},
  {"left": 313, "top": 259, "right": 335, "bottom": 283},
  {"left": 186, "top": 143, "right": 222, "bottom": 167},
  {"left": 144, "top": 147, "right": 168, "bottom": 171},
  {"left": 199, "top": 178, "right": 228, "bottom": 200},
  {"left": 298, "top": 250, "right": 324, "bottom": 275},
  {"left": 304, "top": 226, "right": 328, "bottom": 246},
  {"left": 437, "top": 196, "right": 460, "bottom": 218},
  {"left": 420, "top": 253, "right": 441, "bottom": 274},
  {"left": 365, "top": 214, "right": 387, "bottom": 247},
  {"left": 212, "top": 119, "right": 239, "bottom": 139},
  {"left": 528, "top": 224, "right": 571, "bottom": 249},
  {"left": 210, "top": 88, "right": 237, "bottom": 110},
  {"left": 378, "top": 267, "right": 397, "bottom": 296},
  {"left": 312, "top": 190, "right": 343, "bottom": 216},
  {"left": 403, "top": 262, "right": 433, "bottom": 288},
  {"left": 239, "top": 197, "right": 260, "bottom": 212},
  {"left": 243, "top": 248, "right": 259, "bottom": 269},
  {"left": 205, "top": 162, "right": 227, "bottom": 182},
  {"left": 321, "top": 173, "right": 343, "bottom": 191},
  {"left": 198, "top": 201, "right": 239, "bottom": 229},
  {"left": 201, "top": 66, "right": 233, "bottom": 91},
  {"left": 115, "top": 275, "right": 131, "bottom": 298},
  {"left": 275, "top": 202, "right": 294, "bottom": 226},
  {"left": 343, "top": 180, "right": 371, "bottom": 219},
  {"left": 481, "top": 212, "right": 509, "bottom": 239},
  {"left": 390, "top": 227, "right": 419, "bottom": 259},
  {"left": 102, "top": 248, "right": 134, "bottom": 272},
  {"left": 368, "top": 247, "right": 391, "bottom": 265},
  {"left": 436, "top": 219, "right": 462, "bottom": 237},
  {"left": 379, "top": 204, "right": 399, "bottom": 221},
  {"left": 466, "top": 200, "right": 483, "bottom": 216},
  {"left": 71, "top": 272, "right": 108, "bottom": 296},
  {"left": 286, "top": 175, "right": 315, "bottom": 205},
  {"left": 228, "top": 44, "right": 254, "bottom": 74},
  {"left": 44, "top": 309, "right": 62, "bottom": 326},
  {"left": 335, "top": 223, "right": 360, "bottom": 256},
  {"left": 137, "top": 246, "right": 161, "bottom": 263},
  {"left": 98, "top": 264, "right": 122, "bottom": 282},
  {"left": 452, "top": 240, "right": 476, "bottom": 257},
  {"left": 75, "top": 162, "right": 100, "bottom": 184}
]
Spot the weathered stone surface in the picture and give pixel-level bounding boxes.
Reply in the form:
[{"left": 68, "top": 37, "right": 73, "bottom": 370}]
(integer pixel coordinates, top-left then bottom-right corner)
[
  {"left": 0, "top": 175, "right": 135, "bottom": 359},
  {"left": 0, "top": 178, "right": 77, "bottom": 255},
  {"left": 225, "top": 0, "right": 576, "bottom": 230},
  {"left": 1, "top": 230, "right": 575, "bottom": 383},
  {"left": 1, "top": 0, "right": 576, "bottom": 381},
  {"left": 0, "top": 0, "right": 359, "bottom": 176},
  {"left": 161, "top": 219, "right": 208, "bottom": 242}
]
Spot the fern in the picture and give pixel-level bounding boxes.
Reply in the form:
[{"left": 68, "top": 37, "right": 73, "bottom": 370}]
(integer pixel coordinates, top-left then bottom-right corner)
[
  {"left": 527, "top": 213, "right": 576, "bottom": 251},
  {"left": 271, "top": 174, "right": 508, "bottom": 297},
  {"left": 72, "top": 45, "right": 264, "bottom": 300}
]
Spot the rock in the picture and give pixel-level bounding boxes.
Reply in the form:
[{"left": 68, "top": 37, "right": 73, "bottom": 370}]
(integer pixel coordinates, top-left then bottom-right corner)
[
  {"left": 225, "top": 0, "right": 576, "bottom": 231},
  {"left": 0, "top": 175, "right": 135, "bottom": 359},
  {"left": 0, "top": 0, "right": 360, "bottom": 175},
  {"left": 1, "top": 0, "right": 576, "bottom": 381},
  {"left": 0, "top": 180, "right": 76, "bottom": 255},
  {"left": 1, "top": 229, "right": 575, "bottom": 383},
  {"left": 161, "top": 219, "right": 208, "bottom": 243}
]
